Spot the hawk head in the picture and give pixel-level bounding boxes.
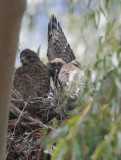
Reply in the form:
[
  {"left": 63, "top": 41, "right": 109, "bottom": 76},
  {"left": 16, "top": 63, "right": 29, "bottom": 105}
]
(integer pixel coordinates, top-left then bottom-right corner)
[
  {"left": 49, "top": 58, "right": 66, "bottom": 69},
  {"left": 20, "top": 49, "right": 40, "bottom": 65},
  {"left": 48, "top": 58, "right": 66, "bottom": 74}
]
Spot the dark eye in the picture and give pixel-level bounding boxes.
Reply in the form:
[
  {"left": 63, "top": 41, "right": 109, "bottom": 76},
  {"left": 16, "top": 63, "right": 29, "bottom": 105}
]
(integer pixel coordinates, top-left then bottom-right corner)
[
  {"left": 27, "top": 56, "right": 31, "bottom": 59},
  {"left": 51, "top": 63, "right": 56, "bottom": 67}
]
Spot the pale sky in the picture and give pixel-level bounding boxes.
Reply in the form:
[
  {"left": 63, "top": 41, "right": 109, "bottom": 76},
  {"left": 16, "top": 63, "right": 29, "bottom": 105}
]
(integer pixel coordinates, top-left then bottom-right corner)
[{"left": 16, "top": 0, "right": 107, "bottom": 67}]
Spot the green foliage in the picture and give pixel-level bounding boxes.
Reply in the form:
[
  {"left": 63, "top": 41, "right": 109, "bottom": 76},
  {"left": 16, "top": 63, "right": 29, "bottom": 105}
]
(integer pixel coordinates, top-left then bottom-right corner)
[
  {"left": 37, "top": 45, "right": 41, "bottom": 56},
  {"left": 68, "top": 0, "right": 74, "bottom": 13},
  {"left": 46, "top": 0, "right": 121, "bottom": 159}
]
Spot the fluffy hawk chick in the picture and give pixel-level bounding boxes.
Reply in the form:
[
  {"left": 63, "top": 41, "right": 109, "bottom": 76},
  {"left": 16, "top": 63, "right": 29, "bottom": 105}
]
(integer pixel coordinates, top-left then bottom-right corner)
[
  {"left": 13, "top": 49, "right": 50, "bottom": 100},
  {"left": 47, "top": 15, "right": 76, "bottom": 63},
  {"left": 49, "top": 58, "right": 85, "bottom": 100}
]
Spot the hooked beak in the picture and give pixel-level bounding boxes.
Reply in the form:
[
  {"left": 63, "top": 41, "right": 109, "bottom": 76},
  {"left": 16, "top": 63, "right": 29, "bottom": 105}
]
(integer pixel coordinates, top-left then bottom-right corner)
[
  {"left": 20, "top": 56, "right": 25, "bottom": 63},
  {"left": 20, "top": 56, "right": 29, "bottom": 64}
]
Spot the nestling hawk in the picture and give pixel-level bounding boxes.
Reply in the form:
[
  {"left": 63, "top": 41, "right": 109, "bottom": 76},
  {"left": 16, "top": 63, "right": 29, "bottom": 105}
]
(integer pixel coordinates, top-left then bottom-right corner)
[
  {"left": 13, "top": 49, "right": 50, "bottom": 100},
  {"left": 47, "top": 15, "right": 78, "bottom": 86},
  {"left": 49, "top": 58, "right": 86, "bottom": 100},
  {"left": 47, "top": 15, "right": 76, "bottom": 63}
]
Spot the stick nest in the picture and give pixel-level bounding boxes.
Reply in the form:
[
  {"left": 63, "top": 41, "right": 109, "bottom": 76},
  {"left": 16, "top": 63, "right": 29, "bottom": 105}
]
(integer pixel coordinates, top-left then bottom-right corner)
[{"left": 7, "top": 87, "right": 78, "bottom": 160}]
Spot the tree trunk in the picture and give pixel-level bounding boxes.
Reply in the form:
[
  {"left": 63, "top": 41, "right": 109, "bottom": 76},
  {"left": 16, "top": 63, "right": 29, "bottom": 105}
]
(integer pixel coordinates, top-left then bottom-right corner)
[{"left": 0, "top": 0, "right": 26, "bottom": 159}]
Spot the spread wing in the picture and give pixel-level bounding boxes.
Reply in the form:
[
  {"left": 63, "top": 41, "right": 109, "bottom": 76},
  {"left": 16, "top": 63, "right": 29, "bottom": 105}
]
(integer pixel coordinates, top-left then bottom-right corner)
[{"left": 47, "top": 15, "right": 76, "bottom": 63}]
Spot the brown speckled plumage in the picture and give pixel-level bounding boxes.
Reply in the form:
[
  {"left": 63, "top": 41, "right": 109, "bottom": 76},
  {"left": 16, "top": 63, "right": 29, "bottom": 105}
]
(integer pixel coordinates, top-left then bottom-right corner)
[
  {"left": 13, "top": 49, "right": 50, "bottom": 99},
  {"left": 47, "top": 15, "right": 76, "bottom": 63},
  {"left": 49, "top": 58, "right": 85, "bottom": 99}
]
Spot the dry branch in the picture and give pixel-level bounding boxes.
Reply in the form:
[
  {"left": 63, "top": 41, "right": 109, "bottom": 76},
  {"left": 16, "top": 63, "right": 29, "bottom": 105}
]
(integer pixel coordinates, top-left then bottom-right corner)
[{"left": 7, "top": 88, "right": 74, "bottom": 159}]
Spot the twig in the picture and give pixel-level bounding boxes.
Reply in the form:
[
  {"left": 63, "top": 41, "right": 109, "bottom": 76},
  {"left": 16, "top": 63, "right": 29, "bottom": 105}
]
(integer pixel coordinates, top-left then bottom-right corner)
[{"left": 10, "top": 98, "right": 25, "bottom": 107}]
